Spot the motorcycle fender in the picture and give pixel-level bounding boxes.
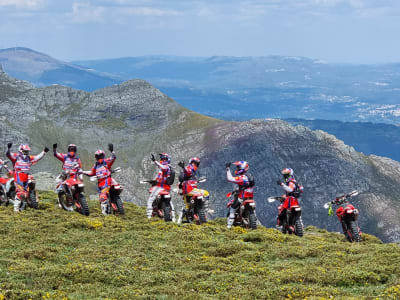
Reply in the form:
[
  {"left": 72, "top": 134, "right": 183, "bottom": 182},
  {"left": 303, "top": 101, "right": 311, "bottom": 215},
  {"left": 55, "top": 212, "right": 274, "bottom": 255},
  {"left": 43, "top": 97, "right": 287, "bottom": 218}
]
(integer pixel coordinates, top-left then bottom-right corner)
[{"left": 294, "top": 210, "right": 302, "bottom": 217}]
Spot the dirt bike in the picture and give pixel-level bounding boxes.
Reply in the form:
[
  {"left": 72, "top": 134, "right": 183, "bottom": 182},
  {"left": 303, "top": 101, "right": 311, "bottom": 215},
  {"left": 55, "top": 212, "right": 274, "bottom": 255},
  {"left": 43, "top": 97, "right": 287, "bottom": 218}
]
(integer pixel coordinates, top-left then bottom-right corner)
[
  {"left": 177, "top": 176, "right": 208, "bottom": 224},
  {"left": 141, "top": 179, "right": 173, "bottom": 222},
  {"left": 56, "top": 166, "right": 89, "bottom": 216},
  {"left": 10, "top": 173, "right": 39, "bottom": 211},
  {"left": 0, "top": 161, "right": 15, "bottom": 206},
  {"left": 324, "top": 190, "right": 361, "bottom": 242},
  {"left": 90, "top": 167, "right": 124, "bottom": 215},
  {"left": 226, "top": 188, "right": 257, "bottom": 229},
  {"left": 268, "top": 196, "right": 304, "bottom": 237}
]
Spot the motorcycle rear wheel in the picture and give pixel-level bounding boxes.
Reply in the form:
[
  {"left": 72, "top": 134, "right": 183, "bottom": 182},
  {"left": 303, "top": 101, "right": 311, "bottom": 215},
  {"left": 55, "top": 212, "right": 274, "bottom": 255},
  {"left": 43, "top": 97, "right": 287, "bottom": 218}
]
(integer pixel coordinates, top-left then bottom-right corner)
[
  {"left": 28, "top": 189, "right": 38, "bottom": 209},
  {"left": 78, "top": 194, "right": 90, "bottom": 216},
  {"left": 115, "top": 196, "right": 125, "bottom": 215},
  {"left": 249, "top": 211, "right": 257, "bottom": 230},
  {"left": 198, "top": 208, "right": 207, "bottom": 224}
]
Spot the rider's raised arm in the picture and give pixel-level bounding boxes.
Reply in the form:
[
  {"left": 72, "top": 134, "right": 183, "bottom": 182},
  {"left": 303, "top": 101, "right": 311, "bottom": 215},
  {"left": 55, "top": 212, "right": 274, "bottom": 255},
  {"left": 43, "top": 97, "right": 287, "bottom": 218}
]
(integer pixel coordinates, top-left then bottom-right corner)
[
  {"left": 226, "top": 168, "right": 247, "bottom": 186},
  {"left": 280, "top": 181, "right": 295, "bottom": 193},
  {"left": 106, "top": 152, "right": 116, "bottom": 168},
  {"left": 154, "top": 160, "right": 168, "bottom": 171},
  {"left": 53, "top": 150, "right": 66, "bottom": 163},
  {"left": 6, "top": 149, "right": 16, "bottom": 164},
  {"left": 31, "top": 151, "right": 46, "bottom": 164}
]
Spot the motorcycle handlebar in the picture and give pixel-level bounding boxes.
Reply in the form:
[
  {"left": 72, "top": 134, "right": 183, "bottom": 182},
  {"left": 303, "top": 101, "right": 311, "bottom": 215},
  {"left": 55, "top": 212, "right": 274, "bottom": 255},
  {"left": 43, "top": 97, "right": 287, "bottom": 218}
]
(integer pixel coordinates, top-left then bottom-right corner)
[{"left": 140, "top": 179, "right": 157, "bottom": 185}]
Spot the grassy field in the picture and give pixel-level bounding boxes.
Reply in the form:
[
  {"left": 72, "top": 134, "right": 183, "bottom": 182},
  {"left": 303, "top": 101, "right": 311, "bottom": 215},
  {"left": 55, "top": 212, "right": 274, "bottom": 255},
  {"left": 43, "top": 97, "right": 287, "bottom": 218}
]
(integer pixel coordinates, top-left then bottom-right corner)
[{"left": 0, "top": 191, "right": 399, "bottom": 300}]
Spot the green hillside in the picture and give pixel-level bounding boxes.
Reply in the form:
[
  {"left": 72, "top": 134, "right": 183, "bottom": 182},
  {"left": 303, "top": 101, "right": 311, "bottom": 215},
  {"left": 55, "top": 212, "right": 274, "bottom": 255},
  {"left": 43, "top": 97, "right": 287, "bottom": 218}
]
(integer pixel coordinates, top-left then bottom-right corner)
[{"left": 0, "top": 192, "right": 399, "bottom": 299}]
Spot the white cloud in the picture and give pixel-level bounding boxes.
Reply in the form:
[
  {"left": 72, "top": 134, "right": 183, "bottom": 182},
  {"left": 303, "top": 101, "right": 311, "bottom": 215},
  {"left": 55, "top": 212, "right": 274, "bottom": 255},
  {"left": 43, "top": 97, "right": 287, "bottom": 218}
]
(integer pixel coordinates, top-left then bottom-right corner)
[
  {"left": 117, "top": 6, "right": 181, "bottom": 17},
  {"left": 67, "top": 2, "right": 105, "bottom": 23},
  {"left": 0, "top": 0, "right": 43, "bottom": 8}
]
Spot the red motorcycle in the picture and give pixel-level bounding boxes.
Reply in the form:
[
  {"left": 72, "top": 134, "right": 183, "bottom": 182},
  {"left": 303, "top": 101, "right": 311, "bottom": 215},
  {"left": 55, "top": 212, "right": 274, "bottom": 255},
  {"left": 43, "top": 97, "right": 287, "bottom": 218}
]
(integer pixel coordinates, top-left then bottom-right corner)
[
  {"left": 11, "top": 173, "right": 39, "bottom": 210},
  {"left": 268, "top": 196, "right": 304, "bottom": 237},
  {"left": 226, "top": 188, "right": 257, "bottom": 229},
  {"left": 141, "top": 179, "right": 173, "bottom": 222},
  {"left": 177, "top": 177, "right": 208, "bottom": 224},
  {"left": 324, "top": 190, "right": 361, "bottom": 242},
  {"left": 90, "top": 167, "right": 124, "bottom": 215},
  {"left": 57, "top": 166, "right": 89, "bottom": 216},
  {"left": 0, "top": 161, "right": 15, "bottom": 206}
]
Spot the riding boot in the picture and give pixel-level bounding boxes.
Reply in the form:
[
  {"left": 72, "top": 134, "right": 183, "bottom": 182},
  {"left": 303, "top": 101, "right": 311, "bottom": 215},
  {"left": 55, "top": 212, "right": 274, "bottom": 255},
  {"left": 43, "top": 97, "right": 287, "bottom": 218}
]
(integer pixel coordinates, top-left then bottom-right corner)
[
  {"left": 101, "top": 203, "right": 108, "bottom": 216},
  {"left": 227, "top": 217, "right": 234, "bottom": 229},
  {"left": 177, "top": 209, "right": 184, "bottom": 224},
  {"left": 13, "top": 198, "right": 21, "bottom": 212}
]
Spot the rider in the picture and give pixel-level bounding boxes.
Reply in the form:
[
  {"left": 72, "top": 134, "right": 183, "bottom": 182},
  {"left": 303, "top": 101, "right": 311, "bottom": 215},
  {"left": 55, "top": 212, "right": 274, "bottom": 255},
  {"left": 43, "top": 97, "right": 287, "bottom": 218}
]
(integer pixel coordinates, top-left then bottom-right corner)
[
  {"left": 177, "top": 157, "right": 209, "bottom": 223},
  {"left": 277, "top": 168, "right": 303, "bottom": 227},
  {"left": 81, "top": 144, "right": 116, "bottom": 215},
  {"left": 146, "top": 153, "right": 175, "bottom": 221},
  {"left": 226, "top": 161, "right": 255, "bottom": 228},
  {"left": 6, "top": 143, "right": 49, "bottom": 212},
  {"left": 53, "top": 143, "right": 83, "bottom": 210}
]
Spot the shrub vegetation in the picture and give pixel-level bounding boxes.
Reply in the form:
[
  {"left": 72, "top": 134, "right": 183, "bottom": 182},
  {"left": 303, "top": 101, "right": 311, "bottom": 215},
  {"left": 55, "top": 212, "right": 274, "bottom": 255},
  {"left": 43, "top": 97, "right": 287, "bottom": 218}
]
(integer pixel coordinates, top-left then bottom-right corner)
[{"left": 0, "top": 191, "right": 399, "bottom": 299}]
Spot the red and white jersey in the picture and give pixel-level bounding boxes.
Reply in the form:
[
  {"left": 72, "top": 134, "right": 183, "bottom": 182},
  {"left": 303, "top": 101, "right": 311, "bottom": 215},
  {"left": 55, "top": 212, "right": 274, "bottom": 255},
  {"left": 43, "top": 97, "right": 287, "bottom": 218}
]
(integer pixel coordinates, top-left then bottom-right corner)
[
  {"left": 83, "top": 153, "right": 116, "bottom": 183},
  {"left": 226, "top": 170, "right": 254, "bottom": 199},
  {"left": 54, "top": 151, "right": 82, "bottom": 171},
  {"left": 7, "top": 150, "right": 45, "bottom": 173},
  {"left": 154, "top": 161, "right": 171, "bottom": 191}
]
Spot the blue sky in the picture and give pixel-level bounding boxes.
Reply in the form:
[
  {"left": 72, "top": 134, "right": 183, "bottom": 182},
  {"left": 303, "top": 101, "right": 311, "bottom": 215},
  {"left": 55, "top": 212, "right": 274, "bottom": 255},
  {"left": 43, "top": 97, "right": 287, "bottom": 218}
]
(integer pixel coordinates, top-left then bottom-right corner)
[{"left": 1, "top": 0, "right": 400, "bottom": 63}]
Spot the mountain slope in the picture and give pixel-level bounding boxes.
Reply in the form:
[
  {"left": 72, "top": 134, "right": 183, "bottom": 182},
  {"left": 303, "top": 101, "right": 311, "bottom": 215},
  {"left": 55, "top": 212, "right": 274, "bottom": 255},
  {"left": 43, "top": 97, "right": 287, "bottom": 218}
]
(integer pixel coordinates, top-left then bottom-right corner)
[
  {"left": 0, "top": 47, "right": 121, "bottom": 91},
  {"left": 0, "top": 194, "right": 399, "bottom": 299},
  {"left": 287, "top": 119, "right": 400, "bottom": 162},
  {"left": 0, "top": 69, "right": 400, "bottom": 242}
]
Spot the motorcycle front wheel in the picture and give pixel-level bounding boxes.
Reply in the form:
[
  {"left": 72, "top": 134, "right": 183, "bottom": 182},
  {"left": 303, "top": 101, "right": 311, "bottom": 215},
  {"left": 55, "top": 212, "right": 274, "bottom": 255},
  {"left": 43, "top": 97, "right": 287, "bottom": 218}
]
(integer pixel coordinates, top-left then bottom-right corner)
[
  {"left": 0, "top": 185, "right": 9, "bottom": 206},
  {"left": 349, "top": 221, "right": 361, "bottom": 242},
  {"left": 161, "top": 201, "right": 172, "bottom": 222},
  {"left": 295, "top": 217, "right": 304, "bottom": 237}
]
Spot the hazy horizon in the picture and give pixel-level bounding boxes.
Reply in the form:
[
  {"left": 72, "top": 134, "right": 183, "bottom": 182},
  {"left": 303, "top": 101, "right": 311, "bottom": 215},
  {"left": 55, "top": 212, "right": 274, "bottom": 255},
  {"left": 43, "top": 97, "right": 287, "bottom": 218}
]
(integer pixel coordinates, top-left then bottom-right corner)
[{"left": 1, "top": 1, "right": 400, "bottom": 64}]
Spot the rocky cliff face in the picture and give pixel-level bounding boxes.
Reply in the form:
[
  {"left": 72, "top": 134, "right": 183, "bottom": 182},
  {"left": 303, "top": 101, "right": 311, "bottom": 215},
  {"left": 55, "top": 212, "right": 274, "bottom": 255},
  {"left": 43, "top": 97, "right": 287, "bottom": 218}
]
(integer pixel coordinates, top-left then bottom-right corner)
[{"left": 1, "top": 71, "right": 399, "bottom": 242}]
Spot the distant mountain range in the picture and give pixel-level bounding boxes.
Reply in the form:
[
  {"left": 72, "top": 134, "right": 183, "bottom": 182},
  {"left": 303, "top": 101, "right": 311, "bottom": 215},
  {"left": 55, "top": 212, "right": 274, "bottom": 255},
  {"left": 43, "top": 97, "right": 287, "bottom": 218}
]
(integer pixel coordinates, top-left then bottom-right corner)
[
  {"left": 1, "top": 68, "right": 400, "bottom": 242},
  {"left": 73, "top": 55, "right": 400, "bottom": 124},
  {"left": 0, "top": 47, "right": 121, "bottom": 91},
  {"left": 1, "top": 47, "right": 400, "bottom": 124}
]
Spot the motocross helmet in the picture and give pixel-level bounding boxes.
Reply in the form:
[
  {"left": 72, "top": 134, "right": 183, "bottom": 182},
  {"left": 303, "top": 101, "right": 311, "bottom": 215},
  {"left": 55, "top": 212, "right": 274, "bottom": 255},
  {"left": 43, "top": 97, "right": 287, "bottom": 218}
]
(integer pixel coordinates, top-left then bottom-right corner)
[
  {"left": 281, "top": 168, "right": 294, "bottom": 182},
  {"left": 233, "top": 161, "right": 249, "bottom": 175},
  {"left": 189, "top": 157, "right": 200, "bottom": 170},
  {"left": 68, "top": 144, "right": 77, "bottom": 156},
  {"left": 159, "top": 153, "right": 171, "bottom": 164},
  {"left": 95, "top": 150, "right": 105, "bottom": 163},
  {"left": 18, "top": 144, "right": 31, "bottom": 158}
]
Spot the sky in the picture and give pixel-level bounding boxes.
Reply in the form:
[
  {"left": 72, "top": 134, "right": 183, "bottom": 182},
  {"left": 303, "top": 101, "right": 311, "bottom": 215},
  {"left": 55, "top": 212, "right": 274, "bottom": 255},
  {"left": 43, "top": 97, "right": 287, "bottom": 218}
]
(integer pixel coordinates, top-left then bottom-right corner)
[{"left": 1, "top": 0, "right": 400, "bottom": 63}]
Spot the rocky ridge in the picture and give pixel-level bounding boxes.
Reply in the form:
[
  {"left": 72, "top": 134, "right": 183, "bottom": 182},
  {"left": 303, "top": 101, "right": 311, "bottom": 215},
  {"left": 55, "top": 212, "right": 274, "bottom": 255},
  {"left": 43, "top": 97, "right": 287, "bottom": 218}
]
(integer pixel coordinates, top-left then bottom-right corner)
[{"left": 0, "top": 70, "right": 399, "bottom": 242}]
